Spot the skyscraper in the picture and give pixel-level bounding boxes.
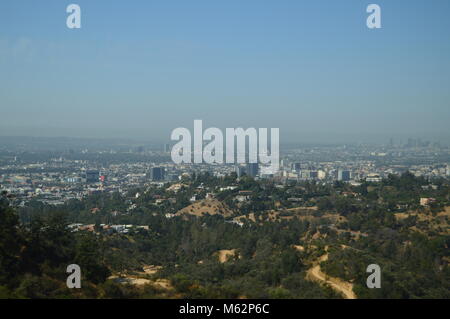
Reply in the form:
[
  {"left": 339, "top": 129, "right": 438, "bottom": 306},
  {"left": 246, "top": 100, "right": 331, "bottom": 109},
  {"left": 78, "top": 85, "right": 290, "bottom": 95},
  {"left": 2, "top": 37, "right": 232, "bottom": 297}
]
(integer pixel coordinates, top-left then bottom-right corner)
[
  {"left": 235, "top": 165, "right": 246, "bottom": 178},
  {"left": 85, "top": 170, "right": 99, "bottom": 183},
  {"left": 292, "top": 163, "right": 301, "bottom": 172},
  {"left": 337, "top": 170, "right": 351, "bottom": 182},
  {"left": 149, "top": 167, "right": 165, "bottom": 181},
  {"left": 246, "top": 163, "right": 259, "bottom": 178},
  {"left": 164, "top": 144, "right": 171, "bottom": 153}
]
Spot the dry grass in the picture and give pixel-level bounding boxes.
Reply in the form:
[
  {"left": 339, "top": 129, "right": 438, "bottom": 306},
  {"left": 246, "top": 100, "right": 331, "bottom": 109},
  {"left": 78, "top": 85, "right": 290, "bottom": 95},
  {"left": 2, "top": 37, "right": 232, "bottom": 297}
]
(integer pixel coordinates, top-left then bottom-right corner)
[
  {"left": 142, "top": 265, "right": 163, "bottom": 275},
  {"left": 395, "top": 206, "right": 450, "bottom": 235},
  {"left": 176, "top": 199, "right": 234, "bottom": 217},
  {"left": 292, "top": 245, "right": 305, "bottom": 252}
]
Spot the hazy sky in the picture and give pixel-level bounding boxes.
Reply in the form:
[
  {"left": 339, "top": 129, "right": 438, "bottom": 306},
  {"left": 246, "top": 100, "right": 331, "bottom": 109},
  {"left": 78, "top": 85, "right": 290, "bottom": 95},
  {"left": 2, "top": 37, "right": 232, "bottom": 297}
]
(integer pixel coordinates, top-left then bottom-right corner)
[{"left": 1, "top": 0, "right": 449, "bottom": 144}]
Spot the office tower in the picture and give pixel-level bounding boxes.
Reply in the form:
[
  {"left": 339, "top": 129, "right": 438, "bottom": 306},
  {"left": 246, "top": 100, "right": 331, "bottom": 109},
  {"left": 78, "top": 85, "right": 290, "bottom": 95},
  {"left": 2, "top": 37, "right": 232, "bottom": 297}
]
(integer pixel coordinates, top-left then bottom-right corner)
[
  {"left": 337, "top": 170, "right": 351, "bottom": 182},
  {"left": 164, "top": 143, "right": 171, "bottom": 153},
  {"left": 235, "top": 165, "right": 246, "bottom": 178},
  {"left": 85, "top": 170, "right": 100, "bottom": 183},
  {"left": 149, "top": 167, "right": 165, "bottom": 181},
  {"left": 291, "top": 163, "right": 301, "bottom": 172},
  {"left": 246, "top": 163, "right": 259, "bottom": 178}
]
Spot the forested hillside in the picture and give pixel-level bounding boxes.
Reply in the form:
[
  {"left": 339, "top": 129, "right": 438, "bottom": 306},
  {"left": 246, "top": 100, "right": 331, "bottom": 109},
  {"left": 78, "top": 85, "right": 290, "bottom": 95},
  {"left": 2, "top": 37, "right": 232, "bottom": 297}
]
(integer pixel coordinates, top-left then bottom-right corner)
[{"left": 1, "top": 172, "right": 449, "bottom": 299}]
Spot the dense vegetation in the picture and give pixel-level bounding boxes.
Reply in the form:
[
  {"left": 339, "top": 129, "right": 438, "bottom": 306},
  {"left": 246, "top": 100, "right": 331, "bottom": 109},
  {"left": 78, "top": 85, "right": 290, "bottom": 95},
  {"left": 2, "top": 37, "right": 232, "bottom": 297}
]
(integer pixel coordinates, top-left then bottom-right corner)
[{"left": 1, "top": 172, "right": 449, "bottom": 299}]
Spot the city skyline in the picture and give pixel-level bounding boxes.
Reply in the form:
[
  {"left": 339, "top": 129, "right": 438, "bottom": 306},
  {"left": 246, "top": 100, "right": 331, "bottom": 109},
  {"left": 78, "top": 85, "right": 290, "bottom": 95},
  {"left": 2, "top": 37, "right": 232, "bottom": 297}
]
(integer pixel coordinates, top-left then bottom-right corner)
[
  {"left": 1, "top": 1, "right": 449, "bottom": 303},
  {"left": 1, "top": 1, "right": 450, "bottom": 144}
]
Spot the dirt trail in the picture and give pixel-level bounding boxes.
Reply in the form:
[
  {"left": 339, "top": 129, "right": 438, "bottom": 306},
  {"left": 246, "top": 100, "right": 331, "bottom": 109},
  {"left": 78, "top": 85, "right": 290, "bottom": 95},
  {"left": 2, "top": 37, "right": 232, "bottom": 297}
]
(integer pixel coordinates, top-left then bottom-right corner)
[
  {"left": 109, "top": 275, "right": 173, "bottom": 290},
  {"left": 306, "top": 247, "right": 356, "bottom": 299}
]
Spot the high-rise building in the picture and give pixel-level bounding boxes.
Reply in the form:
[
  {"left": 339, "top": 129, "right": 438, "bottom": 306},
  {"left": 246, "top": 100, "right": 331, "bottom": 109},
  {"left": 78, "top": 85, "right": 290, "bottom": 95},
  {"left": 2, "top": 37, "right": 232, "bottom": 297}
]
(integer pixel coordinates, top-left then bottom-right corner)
[
  {"left": 246, "top": 163, "right": 259, "bottom": 178},
  {"left": 164, "top": 144, "right": 171, "bottom": 153},
  {"left": 136, "top": 146, "right": 144, "bottom": 153},
  {"left": 235, "top": 165, "right": 246, "bottom": 178},
  {"left": 337, "top": 170, "right": 351, "bottom": 182},
  {"left": 389, "top": 138, "right": 394, "bottom": 148},
  {"left": 85, "top": 170, "right": 99, "bottom": 183},
  {"left": 149, "top": 167, "right": 165, "bottom": 181},
  {"left": 291, "top": 163, "right": 301, "bottom": 172}
]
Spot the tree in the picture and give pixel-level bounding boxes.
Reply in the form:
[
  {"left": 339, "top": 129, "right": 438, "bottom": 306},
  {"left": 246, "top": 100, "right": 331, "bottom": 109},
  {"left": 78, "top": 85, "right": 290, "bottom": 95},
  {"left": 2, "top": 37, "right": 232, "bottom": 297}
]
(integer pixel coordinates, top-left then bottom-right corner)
[
  {"left": 75, "top": 233, "right": 111, "bottom": 284},
  {"left": 0, "top": 201, "right": 23, "bottom": 287}
]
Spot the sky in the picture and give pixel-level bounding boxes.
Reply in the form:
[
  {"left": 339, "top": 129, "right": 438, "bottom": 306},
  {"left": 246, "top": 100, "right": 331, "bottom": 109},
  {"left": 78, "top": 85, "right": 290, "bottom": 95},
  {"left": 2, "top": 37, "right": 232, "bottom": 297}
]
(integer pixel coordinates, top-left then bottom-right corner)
[{"left": 1, "top": 0, "right": 450, "bottom": 144}]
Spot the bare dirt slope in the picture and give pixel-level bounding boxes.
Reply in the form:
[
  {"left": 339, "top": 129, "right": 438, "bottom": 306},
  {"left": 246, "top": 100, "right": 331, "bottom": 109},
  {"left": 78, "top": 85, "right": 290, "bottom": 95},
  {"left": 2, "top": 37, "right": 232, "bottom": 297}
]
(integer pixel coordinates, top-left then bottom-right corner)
[
  {"left": 216, "top": 249, "right": 238, "bottom": 263},
  {"left": 176, "top": 199, "right": 234, "bottom": 217}
]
